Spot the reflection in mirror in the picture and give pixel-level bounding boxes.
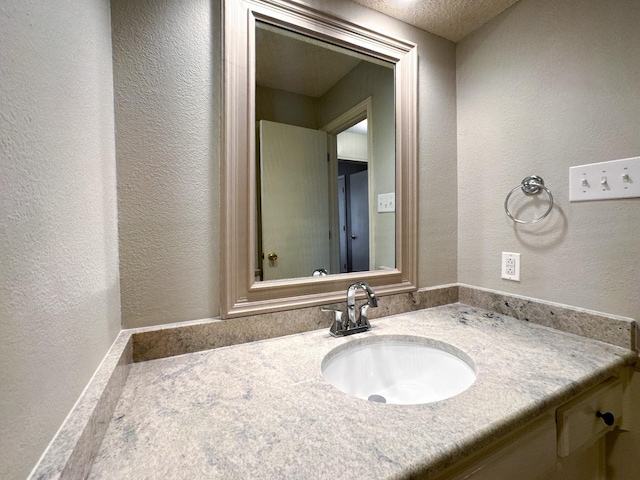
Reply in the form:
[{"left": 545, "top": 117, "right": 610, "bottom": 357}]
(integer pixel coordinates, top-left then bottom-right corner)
[{"left": 254, "top": 21, "right": 395, "bottom": 282}]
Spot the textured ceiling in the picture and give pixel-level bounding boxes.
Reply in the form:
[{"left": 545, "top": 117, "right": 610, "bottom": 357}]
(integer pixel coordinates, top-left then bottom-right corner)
[{"left": 350, "top": 0, "right": 521, "bottom": 42}]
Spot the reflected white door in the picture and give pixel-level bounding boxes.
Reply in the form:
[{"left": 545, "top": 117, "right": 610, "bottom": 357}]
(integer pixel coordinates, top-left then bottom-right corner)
[{"left": 259, "top": 120, "right": 329, "bottom": 280}]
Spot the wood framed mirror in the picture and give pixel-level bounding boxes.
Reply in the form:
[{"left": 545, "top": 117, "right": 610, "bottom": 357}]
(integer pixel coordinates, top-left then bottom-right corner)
[{"left": 222, "top": 0, "right": 417, "bottom": 318}]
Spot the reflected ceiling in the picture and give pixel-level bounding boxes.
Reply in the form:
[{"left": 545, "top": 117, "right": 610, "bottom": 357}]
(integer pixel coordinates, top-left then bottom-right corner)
[{"left": 255, "top": 26, "right": 361, "bottom": 97}]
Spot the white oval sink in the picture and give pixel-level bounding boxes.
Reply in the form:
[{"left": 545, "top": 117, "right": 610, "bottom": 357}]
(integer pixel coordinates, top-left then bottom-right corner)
[{"left": 321, "top": 335, "right": 476, "bottom": 405}]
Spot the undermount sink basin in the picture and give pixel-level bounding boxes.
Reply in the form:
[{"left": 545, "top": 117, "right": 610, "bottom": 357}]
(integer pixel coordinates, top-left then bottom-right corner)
[{"left": 321, "top": 335, "right": 476, "bottom": 405}]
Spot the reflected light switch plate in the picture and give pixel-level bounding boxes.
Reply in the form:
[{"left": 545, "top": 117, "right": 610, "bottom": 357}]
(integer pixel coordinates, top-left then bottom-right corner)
[{"left": 377, "top": 193, "right": 395, "bottom": 212}]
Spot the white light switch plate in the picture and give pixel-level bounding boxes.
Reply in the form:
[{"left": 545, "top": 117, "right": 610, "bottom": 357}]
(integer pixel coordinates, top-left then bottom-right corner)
[
  {"left": 377, "top": 192, "right": 395, "bottom": 212},
  {"left": 570, "top": 156, "right": 640, "bottom": 201}
]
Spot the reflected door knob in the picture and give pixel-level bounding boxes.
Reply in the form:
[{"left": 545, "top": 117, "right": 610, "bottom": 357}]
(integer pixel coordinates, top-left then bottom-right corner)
[
  {"left": 350, "top": 235, "right": 357, "bottom": 239},
  {"left": 267, "top": 252, "right": 278, "bottom": 262}
]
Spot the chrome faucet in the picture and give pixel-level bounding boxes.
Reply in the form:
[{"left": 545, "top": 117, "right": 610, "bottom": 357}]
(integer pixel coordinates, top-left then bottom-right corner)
[{"left": 321, "top": 281, "right": 378, "bottom": 337}]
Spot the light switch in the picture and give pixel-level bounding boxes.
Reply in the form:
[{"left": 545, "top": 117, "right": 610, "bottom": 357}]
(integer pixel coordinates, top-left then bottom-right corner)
[
  {"left": 569, "top": 156, "right": 640, "bottom": 201},
  {"left": 377, "top": 192, "right": 395, "bottom": 212}
]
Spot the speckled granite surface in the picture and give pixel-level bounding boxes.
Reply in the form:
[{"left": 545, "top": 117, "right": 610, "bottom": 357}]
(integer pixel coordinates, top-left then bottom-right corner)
[
  {"left": 88, "top": 304, "right": 637, "bottom": 479},
  {"left": 30, "top": 334, "right": 132, "bottom": 480},
  {"left": 131, "top": 285, "right": 458, "bottom": 362},
  {"left": 459, "top": 285, "right": 636, "bottom": 350}
]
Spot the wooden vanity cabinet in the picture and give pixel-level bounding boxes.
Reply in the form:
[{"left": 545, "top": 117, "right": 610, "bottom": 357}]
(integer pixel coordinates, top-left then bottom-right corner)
[{"left": 434, "top": 368, "right": 637, "bottom": 480}]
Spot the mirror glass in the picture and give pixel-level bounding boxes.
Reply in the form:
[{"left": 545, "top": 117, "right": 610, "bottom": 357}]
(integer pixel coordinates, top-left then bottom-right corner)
[{"left": 254, "top": 21, "right": 396, "bottom": 282}]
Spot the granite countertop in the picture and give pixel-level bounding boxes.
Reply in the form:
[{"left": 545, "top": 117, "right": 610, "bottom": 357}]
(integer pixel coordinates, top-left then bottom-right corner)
[{"left": 88, "top": 304, "right": 636, "bottom": 479}]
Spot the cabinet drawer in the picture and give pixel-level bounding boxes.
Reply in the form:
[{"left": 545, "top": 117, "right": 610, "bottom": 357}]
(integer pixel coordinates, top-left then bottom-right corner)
[{"left": 557, "top": 377, "right": 623, "bottom": 457}]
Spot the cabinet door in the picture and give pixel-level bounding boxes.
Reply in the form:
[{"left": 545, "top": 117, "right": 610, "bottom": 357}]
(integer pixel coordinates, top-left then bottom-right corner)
[
  {"left": 556, "top": 439, "right": 605, "bottom": 480},
  {"left": 451, "top": 416, "right": 556, "bottom": 480},
  {"left": 606, "top": 368, "right": 640, "bottom": 480}
]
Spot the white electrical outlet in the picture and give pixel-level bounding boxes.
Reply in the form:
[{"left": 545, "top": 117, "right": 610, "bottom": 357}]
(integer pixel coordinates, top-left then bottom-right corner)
[{"left": 501, "top": 252, "right": 520, "bottom": 281}]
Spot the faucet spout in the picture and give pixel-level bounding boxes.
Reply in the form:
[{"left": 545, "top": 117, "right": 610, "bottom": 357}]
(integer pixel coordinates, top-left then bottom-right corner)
[{"left": 347, "top": 281, "right": 377, "bottom": 328}]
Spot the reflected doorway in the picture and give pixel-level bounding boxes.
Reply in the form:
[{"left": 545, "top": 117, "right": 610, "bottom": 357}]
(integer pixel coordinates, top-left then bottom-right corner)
[
  {"left": 336, "top": 118, "right": 370, "bottom": 273},
  {"left": 338, "top": 160, "right": 369, "bottom": 273}
]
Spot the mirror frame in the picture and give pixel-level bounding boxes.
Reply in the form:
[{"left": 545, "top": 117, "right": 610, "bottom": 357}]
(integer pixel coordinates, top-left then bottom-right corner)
[{"left": 222, "top": 0, "right": 418, "bottom": 318}]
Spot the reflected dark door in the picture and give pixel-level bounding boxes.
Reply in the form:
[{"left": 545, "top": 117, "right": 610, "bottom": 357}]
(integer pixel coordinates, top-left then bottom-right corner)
[
  {"left": 338, "top": 175, "right": 348, "bottom": 273},
  {"left": 348, "top": 169, "right": 369, "bottom": 272}
]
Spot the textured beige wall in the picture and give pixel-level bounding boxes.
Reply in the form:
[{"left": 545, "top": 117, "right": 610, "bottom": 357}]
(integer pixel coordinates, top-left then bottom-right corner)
[
  {"left": 0, "top": 1, "right": 121, "bottom": 478},
  {"left": 112, "top": 0, "right": 220, "bottom": 328},
  {"left": 114, "top": 0, "right": 458, "bottom": 328},
  {"left": 457, "top": 0, "right": 640, "bottom": 318}
]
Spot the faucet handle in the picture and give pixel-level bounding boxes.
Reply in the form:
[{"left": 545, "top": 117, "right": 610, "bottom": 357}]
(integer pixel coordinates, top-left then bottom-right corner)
[
  {"left": 320, "top": 307, "right": 341, "bottom": 314},
  {"left": 357, "top": 304, "right": 370, "bottom": 328},
  {"left": 320, "top": 308, "right": 346, "bottom": 335}
]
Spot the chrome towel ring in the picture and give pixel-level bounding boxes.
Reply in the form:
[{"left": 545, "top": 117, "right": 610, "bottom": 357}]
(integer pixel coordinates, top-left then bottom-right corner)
[{"left": 504, "top": 175, "right": 554, "bottom": 224}]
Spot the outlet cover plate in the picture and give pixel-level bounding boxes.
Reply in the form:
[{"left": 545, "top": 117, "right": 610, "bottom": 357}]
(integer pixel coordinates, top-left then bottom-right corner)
[{"left": 502, "top": 252, "right": 520, "bottom": 282}]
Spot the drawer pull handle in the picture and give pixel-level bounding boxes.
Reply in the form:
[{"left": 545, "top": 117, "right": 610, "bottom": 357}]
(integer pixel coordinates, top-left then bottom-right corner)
[{"left": 596, "top": 411, "right": 615, "bottom": 426}]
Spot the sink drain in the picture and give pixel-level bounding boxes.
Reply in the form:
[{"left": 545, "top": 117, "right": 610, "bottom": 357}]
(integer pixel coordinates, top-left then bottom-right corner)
[{"left": 367, "top": 394, "right": 387, "bottom": 403}]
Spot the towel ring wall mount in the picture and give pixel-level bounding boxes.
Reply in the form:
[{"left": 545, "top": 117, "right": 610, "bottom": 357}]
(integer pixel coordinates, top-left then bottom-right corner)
[{"left": 504, "top": 175, "right": 554, "bottom": 224}]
